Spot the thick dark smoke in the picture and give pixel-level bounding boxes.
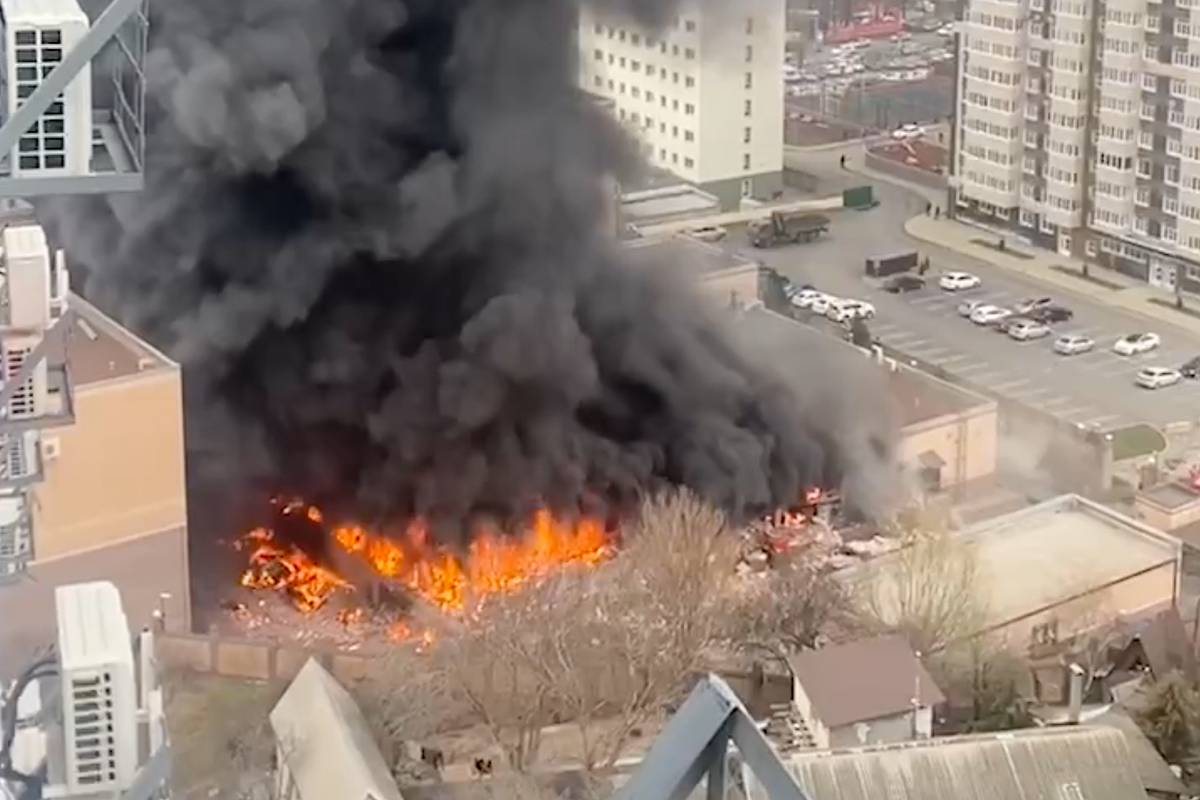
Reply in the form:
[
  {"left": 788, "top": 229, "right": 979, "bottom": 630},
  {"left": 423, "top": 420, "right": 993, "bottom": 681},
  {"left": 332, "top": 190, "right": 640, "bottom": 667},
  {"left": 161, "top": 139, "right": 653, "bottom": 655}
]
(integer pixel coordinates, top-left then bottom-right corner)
[{"left": 40, "top": 0, "right": 893, "bottom": 539}]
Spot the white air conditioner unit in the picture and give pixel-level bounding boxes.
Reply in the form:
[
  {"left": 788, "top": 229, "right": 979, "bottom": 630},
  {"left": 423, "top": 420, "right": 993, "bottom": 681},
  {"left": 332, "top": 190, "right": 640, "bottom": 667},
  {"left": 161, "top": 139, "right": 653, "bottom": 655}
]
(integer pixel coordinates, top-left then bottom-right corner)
[{"left": 40, "top": 437, "right": 61, "bottom": 462}]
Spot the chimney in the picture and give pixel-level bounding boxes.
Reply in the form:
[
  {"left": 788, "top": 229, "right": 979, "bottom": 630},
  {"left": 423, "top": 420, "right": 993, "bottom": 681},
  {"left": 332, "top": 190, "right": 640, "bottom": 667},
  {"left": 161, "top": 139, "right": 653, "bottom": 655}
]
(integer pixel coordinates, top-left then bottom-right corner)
[{"left": 1067, "top": 663, "right": 1085, "bottom": 724}]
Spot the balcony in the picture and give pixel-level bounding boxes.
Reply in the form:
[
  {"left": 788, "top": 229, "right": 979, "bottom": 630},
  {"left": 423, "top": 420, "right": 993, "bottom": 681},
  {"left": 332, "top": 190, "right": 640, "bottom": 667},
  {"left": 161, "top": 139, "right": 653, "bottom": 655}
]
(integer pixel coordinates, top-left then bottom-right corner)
[{"left": 0, "top": 492, "right": 32, "bottom": 581}]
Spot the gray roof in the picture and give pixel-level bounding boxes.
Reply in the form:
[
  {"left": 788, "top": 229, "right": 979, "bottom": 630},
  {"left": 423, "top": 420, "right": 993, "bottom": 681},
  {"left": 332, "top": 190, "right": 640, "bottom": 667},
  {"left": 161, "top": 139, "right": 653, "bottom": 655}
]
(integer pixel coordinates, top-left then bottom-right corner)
[
  {"left": 784, "top": 726, "right": 1149, "bottom": 800},
  {"left": 1090, "top": 710, "right": 1187, "bottom": 796},
  {"left": 787, "top": 636, "right": 945, "bottom": 728},
  {"left": 270, "top": 658, "right": 406, "bottom": 800}
]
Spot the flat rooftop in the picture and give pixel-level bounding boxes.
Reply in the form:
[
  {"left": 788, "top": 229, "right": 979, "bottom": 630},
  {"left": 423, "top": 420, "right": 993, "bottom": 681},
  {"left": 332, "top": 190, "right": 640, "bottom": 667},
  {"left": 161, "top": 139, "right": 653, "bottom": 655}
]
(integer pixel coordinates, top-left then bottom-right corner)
[
  {"left": 735, "top": 310, "right": 992, "bottom": 429},
  {"left": 52, "top": 293, "right": 176, "bottom": 387},
  {"left": 621, "top": 185, "right": 720, "bottom": 222},
  {"left": 852, "top": 495, "right": 1181, "bottom": 633},
  {"left": 1139, "top": 481, "right": 1200, "bottom": 511},
  {"left": 622, "top": 235, "right": 756, "bottom": 277}
]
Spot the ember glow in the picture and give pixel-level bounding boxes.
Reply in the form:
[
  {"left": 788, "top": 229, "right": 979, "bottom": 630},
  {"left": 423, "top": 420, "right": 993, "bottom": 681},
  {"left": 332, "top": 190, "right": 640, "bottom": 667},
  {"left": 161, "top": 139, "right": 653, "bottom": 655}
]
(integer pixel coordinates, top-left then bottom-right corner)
[{"left": 236, "top": 500, "right": 613, "bottom": 617}]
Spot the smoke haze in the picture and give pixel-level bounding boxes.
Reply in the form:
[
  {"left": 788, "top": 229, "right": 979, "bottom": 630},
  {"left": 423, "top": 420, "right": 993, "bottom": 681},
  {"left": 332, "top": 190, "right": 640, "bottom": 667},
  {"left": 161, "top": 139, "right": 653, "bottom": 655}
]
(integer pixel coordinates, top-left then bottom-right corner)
[{"left": 39, "top": 0, "right": 894, "bottom": 538}]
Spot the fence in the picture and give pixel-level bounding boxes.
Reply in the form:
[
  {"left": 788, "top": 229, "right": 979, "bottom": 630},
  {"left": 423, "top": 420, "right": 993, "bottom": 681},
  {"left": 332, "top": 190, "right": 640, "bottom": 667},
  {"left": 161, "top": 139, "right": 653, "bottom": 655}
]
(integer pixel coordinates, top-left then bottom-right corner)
[
  {"left": 863, "top": 150, "right": 947, "bottom": 191},
  {"left": 155, "top": 628, "right": 377, "bottom": 685}
]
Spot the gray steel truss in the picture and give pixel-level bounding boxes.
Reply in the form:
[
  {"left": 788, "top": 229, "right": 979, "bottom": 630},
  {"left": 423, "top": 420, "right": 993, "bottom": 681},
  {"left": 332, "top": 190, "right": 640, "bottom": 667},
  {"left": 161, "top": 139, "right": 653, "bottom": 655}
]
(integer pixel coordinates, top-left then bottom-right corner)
[
  {"left": 0, "top": 0, "right": 148, "bottom": 196},
  {"left": 614, "top": 674, "right": 811, "bottom": 800}
]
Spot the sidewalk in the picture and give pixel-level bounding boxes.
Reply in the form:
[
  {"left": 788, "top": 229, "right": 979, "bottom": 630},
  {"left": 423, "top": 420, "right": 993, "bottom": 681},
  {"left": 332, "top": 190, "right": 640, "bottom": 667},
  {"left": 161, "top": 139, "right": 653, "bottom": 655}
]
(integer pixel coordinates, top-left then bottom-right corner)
[{"left": 906, "top": 214, "right": 1200, "bottom": 340}]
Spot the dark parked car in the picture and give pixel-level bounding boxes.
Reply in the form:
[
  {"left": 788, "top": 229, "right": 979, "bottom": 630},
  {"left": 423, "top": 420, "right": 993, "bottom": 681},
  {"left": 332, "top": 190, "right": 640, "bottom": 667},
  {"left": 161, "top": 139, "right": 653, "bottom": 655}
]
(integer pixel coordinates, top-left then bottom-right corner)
[
  {"left": 883, "top": 274, "right": 926, "bottom": 293},
  {"left": 995, "top": 315, "right": 1033, "bottom": 334},
  {"left": 1029, "top": 305, "right": 1074, "bottom": 324},
  {"left": 1182, "top": 356, "right": 1200, "bottom": 379}
]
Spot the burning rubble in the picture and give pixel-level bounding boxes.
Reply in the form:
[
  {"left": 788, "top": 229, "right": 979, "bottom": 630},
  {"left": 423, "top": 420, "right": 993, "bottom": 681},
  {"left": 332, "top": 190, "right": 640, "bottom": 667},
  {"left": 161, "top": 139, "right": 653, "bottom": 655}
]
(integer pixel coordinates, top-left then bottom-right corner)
[{"left": 231, "top": 496, "right": 614, "bottom": 643}]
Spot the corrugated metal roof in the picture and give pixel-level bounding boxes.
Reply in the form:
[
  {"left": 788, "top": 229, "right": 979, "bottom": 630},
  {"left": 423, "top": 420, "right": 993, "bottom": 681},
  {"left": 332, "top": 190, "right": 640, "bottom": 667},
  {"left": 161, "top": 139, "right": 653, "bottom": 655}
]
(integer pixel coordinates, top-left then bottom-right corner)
[
  {"left": 269, "top": 658, "right": 405, "bottom": 800},
  {"left": 1089, "top": 710, "right": 1187, "bottom": 796},
  {"left": 784, "top": 726, "right": 1148, "bottom": 800},
  {"left": 787, "top": 635, "right": 945, "bottom": 729}
]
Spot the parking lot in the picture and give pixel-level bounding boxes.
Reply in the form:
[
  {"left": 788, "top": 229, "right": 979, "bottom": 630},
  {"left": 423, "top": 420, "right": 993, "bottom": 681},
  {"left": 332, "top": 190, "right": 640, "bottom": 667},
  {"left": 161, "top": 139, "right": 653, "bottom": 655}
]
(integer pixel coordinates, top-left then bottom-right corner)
[{"left": 797, "top": 276, "right": 1200, "bottom": 431}]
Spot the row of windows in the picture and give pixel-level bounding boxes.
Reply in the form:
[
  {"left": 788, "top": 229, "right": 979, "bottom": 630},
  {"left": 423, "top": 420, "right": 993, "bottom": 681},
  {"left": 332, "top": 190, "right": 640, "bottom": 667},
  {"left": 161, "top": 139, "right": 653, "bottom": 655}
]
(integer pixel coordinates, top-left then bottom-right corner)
[
  {"left": 1093, "top": 207, "right": 1129, "bottom": 227},
  {"left": 1097, "top": 151, "right": 1134, "bottom": 170},
  {"left": 595, "top": 51, "right": 697, "bottom": 73},
  {"left": 963, "top": 118, "right": 1018, "bottom": 139},
  {"left": 964, "top": 144, "right": 1012, "bottom": 165},
  {"left": 1096, "top": 180, "right": 1129, "bottom": 198},
  {"left": 967, "top": 11, "right": 1021, "bottom": 30},
  {"left": 1099, "top": 95, "right": 1136, "bottom": 113},
  {"left": 1048, "top": 138, "right": 1082, "bottom": 157},
  {"left": 1102, "top": 36, "right": 1139, "bottom": 54},
  {"left": 1048, "top": 111, "right": 1086, "bottom": 128},
  {"left": 964, "top": 37, "right": 1017, "bottom": 59},
  {"left": 1098, "top": 123, "right": 1134, "bottom": 142},
  {"left": 962, "top": 170, "right": 1013, "bottom": 192},
  {"left": 1104, "top": 9, "right": 1142, "bottom": 26},
  {"left": 593, "top": 15, "right": 756, "bottom": 41},
  {"left": 964, "top": 92, "right": 1013, "bottom": 112},
  {"left": 1100, "top": 66, "right": 1135, "bottom": 84},
  {"left": 965, "top": 65, "right": 1020, "bottom": 86}
]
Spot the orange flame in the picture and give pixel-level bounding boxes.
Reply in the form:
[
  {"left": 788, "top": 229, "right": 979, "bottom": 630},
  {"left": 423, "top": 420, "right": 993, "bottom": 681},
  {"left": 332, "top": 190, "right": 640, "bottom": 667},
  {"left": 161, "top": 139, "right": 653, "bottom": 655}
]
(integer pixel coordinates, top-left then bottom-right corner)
[{"left": 235, "top": 503, "right": 613, "bottom": 617}]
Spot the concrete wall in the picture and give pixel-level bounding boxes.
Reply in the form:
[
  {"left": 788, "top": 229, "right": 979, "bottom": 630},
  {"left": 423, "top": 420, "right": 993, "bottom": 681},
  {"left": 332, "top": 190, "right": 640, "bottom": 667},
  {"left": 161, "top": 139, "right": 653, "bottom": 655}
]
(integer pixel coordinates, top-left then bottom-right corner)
[
  {"left": 699, "top": 170, "right": 785, "bottom": 210},
  {"left": 33, "top": 368, "right": 187, "bottom": 560},
  {"left": 0, "top": 526, "right": 188, "bottom": 678},
  {"left": 897, "top": 405, "right": 999, "bottom": 488},
  {"left": 864, "top": 150, "right": 948, "bottom": 191},
  {"left": 828, "top": 707, "right": 932, "bottom": 748},
  {"left": 1135, "top": 495, "right": 1200, "bottom": 532},
  {"left": 700, "top": 264, "right": 763, "bottom": 308},
  {"left": 988, "top": 560, "right": 1178, "bottom": 653},
  {"left": 154, "top": 629, "right": 376, "bottom": 688},
  {"left": 791, "top": 676, "right": 831, "bottom": 748}
]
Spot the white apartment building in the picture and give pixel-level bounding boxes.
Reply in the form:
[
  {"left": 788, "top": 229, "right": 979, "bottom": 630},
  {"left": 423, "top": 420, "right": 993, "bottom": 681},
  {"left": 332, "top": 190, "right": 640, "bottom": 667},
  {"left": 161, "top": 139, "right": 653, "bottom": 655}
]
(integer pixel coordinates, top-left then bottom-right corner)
[
  {"left": 578, "top": 0, "right": 785, "bottom": 210},
  {"left": 2, "top": 0, "right": 94, "bottom": 177},
  {"left": 953, "top": 0, "right": 1200, "bottom": 292}
]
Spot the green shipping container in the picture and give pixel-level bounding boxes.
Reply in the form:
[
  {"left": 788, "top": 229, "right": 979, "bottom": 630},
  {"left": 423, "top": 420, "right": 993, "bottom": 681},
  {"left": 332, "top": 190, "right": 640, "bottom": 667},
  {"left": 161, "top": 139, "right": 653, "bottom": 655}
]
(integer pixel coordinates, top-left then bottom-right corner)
[{"left": 843, "top": 185, "right": 875, "bottom": 209}]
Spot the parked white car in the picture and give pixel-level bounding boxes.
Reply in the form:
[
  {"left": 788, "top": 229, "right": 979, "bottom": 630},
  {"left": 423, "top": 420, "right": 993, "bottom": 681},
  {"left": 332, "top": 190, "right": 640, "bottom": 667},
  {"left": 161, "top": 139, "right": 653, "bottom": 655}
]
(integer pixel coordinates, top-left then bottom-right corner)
[
  {"left": 827, "top": 299, "right": 876, "bottom": 322},
  {"left": 790, "top": 288, "right": 825, "bottom": 309},
  {"left": 810, "top": 294, "right": 838, "bottom": 315},
  {"left": 892, "top": 123, "right": 926, "bottom": 140},
  {"left": 939, "top": 271, "right": 981, "bottom": 291},
  {"left": 1007, "top": 319, "right": 1051, "bottom": 341},
  {"left": 1053, "top": 334, "right": 1095, "bottom": 355},
  {"left": 1136, "top": 366, "right": 1182, "bottom": 389},
  {"left": 970, "top": 305, "right": 1012, "bottom": 325},
  {"left": 1113, "top": 332, "right": 1161, "bottom": 356},
  {"left": 957, "top": 299, "right": 987, "bottom": 317},
  {"left": 685, "top": 225, "right": 727, "bottom": 243}
]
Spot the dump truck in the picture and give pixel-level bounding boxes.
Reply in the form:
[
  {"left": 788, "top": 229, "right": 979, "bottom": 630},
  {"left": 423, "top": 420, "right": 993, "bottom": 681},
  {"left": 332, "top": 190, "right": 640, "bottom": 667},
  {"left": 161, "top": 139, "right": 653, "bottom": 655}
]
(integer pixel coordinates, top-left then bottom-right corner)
[{"left": 747, "top": 211, "right": 830, "bottom": 248}]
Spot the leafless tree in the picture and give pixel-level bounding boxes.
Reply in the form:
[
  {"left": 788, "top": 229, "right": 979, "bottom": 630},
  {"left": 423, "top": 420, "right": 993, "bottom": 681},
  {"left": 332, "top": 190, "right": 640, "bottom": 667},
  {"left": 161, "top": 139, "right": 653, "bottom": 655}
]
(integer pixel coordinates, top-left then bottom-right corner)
[
  {"left": 727, "top": 547, "right": 856, "bottom": 666},
  {"left": 859, "top": 527, "right": 988, "bottom": 655}
]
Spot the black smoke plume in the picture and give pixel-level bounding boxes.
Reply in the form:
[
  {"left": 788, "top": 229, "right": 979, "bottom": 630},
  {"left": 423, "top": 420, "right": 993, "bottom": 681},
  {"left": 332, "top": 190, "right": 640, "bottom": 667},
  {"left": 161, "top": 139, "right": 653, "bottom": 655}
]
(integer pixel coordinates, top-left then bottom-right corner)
[{"left": 40, "top": 0, "right": 894, "bottom": 540}]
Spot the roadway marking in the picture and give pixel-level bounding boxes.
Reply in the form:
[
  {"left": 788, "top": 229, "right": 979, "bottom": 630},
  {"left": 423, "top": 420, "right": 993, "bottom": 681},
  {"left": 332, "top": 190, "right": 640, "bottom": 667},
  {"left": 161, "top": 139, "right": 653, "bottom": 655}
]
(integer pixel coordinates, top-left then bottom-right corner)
[
  {"left": 931, "top": 353, "right": 972, "bottom": 366},
  {"left": 1039, "top": 396, "right": 1077, "bottom": 409},
  {"left": 953, "top": 362, "right": 996, "bottom": 374},
  {"left": 1057, "top": 406, "right": 1097, "bottom": 420}
]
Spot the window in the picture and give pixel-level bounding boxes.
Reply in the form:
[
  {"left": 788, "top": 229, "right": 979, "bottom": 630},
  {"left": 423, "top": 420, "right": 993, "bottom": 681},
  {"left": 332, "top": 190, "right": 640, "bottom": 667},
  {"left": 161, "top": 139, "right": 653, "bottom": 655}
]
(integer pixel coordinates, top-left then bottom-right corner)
[
  {"left": 685, "top": 75, "right": 695, "bottom": 88},
  {"left": 1143, "top": 73, "right": 1157, "bottom": 91},
  {"left": 685, "top": 19, "right": 696, "bottom": 32},
  {"left": 631, "top": 33, "right": 641, "bottom": 45},
  {"left": 1141, "top": 102, "right": 1155, "bottom": 120},
  {"left": 684, "top": 103, "right": 694, "bottom": 114},
  {"left": 619, "top": 57, "right": 626, "bottom": 68},
  {"left": 743, "top": 127, "right": 751, "bottom": 144},
  {"left": 684, "top": 157, "right": 694, "bottom": 168},
  {"left": 745, "top": 45, "right": 753, "bottom": 62},
  {"left": 685, "top": 129, "right": 694, "bottom": 142},
  {"left": 1168, "top": 164, "right": 1181, "bottom": 184},
  {"left": 684, "top": 48, "right": 695, "bottom": 59},
  {"left": 1164, "top": 225, "right": 1179, "bottom": 242},
  {"left": 619, "top": 29, "right": 626, "bottom": 41},
  {"left": 631, "top": 87, "right": 640, "bottom": 98},
  {"left": 14, "top": 30, "right": 34, "bottom": 45},
  {"left": 743, "top": 153, "right": 751, "bottom": 170},
  {"left": 1165, "top": 195, "right": 1179, "bottom": 213},
  {"left": 673, "top": 71, "right": 679, "bottom": 83},
  {"left": 608, "top": 54, "right": 614, "bottom": 64},
  {"left": 1020, "top": 209, "right": 1037, "bottom": 227},
  {"left": 1138, "top": 158, "right": 1152, "bottom": 177},
  {"left": 1086, "top": 239, "right": 1098, "bottom": 256},
  {"left": 593, "top": 49, "right": 602, "bottom": 60},
  {"left": 744, "top": 72, "right": 753, "bottom": 89},
  {"left": 744, "top": 99, "right": 752, "bottom": 116},
  {"left": 746, "top": 17, "right": 754, "bottom": 34},
  {"left": 672, "top": 152, "right": 678, "bottom": 164},
  {"left": 672, "top": 125, "right": 678, "bottom": 137}
]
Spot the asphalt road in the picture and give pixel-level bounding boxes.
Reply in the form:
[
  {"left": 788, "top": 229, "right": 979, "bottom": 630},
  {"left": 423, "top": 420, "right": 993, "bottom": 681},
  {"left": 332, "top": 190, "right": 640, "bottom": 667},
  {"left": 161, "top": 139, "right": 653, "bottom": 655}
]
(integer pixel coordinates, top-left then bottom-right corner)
[{"left": 719, "top": 156, "right": 1200, "bottom": 431}]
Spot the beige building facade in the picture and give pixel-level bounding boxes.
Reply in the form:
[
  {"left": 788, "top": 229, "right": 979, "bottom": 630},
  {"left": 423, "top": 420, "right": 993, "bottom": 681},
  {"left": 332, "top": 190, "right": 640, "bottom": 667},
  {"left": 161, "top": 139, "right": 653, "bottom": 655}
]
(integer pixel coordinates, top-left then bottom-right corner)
[{"left": 0, "top": 293, "right": 189, "bottom": 673}]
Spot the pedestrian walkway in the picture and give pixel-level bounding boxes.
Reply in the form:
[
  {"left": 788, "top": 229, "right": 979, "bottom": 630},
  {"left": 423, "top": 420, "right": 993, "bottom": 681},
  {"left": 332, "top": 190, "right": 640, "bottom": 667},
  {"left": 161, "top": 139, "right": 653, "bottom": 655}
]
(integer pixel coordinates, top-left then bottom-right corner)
[{"left": 906, "top": 214, "right": 1200, "bottom": 339}]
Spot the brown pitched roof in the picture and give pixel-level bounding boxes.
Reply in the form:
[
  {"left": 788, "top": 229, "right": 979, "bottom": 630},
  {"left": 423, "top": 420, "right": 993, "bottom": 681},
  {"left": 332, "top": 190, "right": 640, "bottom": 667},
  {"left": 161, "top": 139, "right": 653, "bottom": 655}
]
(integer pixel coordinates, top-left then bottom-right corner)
[{"left": 787, "top": 635, "right": 945, "bottom": 728}]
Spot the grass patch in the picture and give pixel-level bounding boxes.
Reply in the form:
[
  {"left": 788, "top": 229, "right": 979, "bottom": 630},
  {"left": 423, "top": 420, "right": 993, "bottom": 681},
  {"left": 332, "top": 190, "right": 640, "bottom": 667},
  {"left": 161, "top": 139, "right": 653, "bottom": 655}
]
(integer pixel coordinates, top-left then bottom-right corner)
[
  {"left": 1148, "top": 297, "right": 1200, "bottom": 319},
  {"left": 969, "top": 238, "right": 1035, "bottom": 260},
  {"left": 1111, "top": 423, "right": 1167, "bottom": 461},
  {"left": 1049, "top": 264, "right": 1124, "bottom": 291}
]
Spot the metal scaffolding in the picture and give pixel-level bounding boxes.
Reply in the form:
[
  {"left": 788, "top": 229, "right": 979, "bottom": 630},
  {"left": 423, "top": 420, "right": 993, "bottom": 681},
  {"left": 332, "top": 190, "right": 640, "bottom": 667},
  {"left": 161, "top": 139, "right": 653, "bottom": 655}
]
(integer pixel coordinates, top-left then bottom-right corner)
[
  {"left": 614, "top": 675, "right": 812, "bottom": 800},
  {"left": 0, "top": 0, "right": 148, "bottom": 197}
]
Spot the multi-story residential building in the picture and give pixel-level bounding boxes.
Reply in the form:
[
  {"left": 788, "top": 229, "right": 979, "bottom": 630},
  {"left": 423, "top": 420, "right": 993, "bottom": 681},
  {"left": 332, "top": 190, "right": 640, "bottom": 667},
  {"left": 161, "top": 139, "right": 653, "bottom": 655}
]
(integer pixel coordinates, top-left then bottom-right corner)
[
  {"left": 578, "top": 0, "right": 785, "bottom": 210},
  {"left": 0, "top": 215, "right": 189, "bottom": 675},
  {"left": 953, "top": 0, "right": 1200, "bottom": 292},
  {"left": 2, "top": 0, "right": 94, "bottom": 178}
]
